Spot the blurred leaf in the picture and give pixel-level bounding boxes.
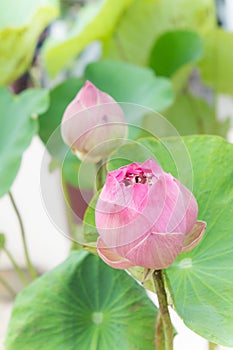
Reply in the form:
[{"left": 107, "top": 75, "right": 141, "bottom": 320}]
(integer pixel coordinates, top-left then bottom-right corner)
[
  {"left": 43, "top": 0, "right": 133, "bottom": 77},
  {"left": 107, "top": 135, "right": 233, "bottom": 346},
  {"left": 6, "top": 251, "right": 158, "bottom": 350},
  {"left": 103, "top": 0, "right": 215, "bottom": 66},
  {"left": 62, "top": 151, "right": 81, "bottom": 187},
  {"left": 0, "top": 88, "right": 49, "bottom": 197},
  {"left": 63, "top": 153, "right": 96, "bottom": 189},
  {"left": 0, "top": 0, "right": 59, "bottom": 85},
  {"left": 85, "top": 60, "right": 174, "bottom": 112},
  {"left": 199, "top": 28, "right": 233, "bottom": 95},
  {"left": 149, "top": 30, "right": 203, "bottom": 77},
  {"left": 0, "top": 233, "right": 6, "bottom": 249},
  {"left": 171, "top": 64, "right": 194, "bottom": 95},
  {"left": 161, "top": 93, "right": 230, "bottom": 136}
]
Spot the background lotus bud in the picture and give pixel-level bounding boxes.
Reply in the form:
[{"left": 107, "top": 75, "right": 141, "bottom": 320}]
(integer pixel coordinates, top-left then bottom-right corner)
[
  {"left": 61, "top": 80, "right": 128, "bottom": 162},
  {"left": 95, "top": 158, "right": 206, "bottom": 270}
]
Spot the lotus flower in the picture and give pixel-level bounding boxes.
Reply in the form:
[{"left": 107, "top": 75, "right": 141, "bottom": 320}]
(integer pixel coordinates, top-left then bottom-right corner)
[
  {"left": 95, "top": 158, "right": 206, "bottom": 270},
  {"left": 61, "top": 80, "right": 127, "bottom": 162}
]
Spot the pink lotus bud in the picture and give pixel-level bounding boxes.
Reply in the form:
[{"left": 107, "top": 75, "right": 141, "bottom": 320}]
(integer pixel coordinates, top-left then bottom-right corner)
[
  {"left": 61, "top": 81, "right": 127, "bottom": 162},
  {"left": 95, "top": 158, "right": 206, "bottom": 270}
]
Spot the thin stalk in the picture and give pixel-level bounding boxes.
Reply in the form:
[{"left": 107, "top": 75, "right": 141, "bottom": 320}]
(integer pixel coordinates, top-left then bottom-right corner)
[
  {"left": 153, "top": 270, "right": 174, "bottom": 350},
  {"left": 4, "top": 247, "right": 29, "bottom": 286},
  {"left": 155, "top": 311, "right": 165, "bottom": 350},
  {"left": 61, "top": 177, "right": 77, "bottom": 242},
  {"left": 8, "top": 192, "right": 37, "bottom": 280},
  {"left": 0, "top": 275, "right": 16, "bottom": 297},
  {"left": 208, "top": 342, "right": 218, "bottom": 350},
  {"left": 95, "top": 159, "right": 107, "bottom": 192}
]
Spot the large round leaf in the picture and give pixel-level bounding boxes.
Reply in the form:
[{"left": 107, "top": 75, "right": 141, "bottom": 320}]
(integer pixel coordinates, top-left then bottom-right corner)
[
  {"left": 0, "top": 0, "right": 58, "bottom": 85},
  {"left": 162, "top": 93, "right": 229, "bottom": 137},
  {"left": 42, "top": 0, "right": 133, "bottom": 77},
  {"left": 106, "top": 135, "right": 233, "bottom": 346},
  {"left": 103, "top": 0, "right": 215, "bottom": 66},
  {"left": 149, "top": 30, "right": 203, "bottom": 77},
  {"left": 85, "top": 60, "right": 174, "bottom": 112},
  {"left": 5, "top": 251, "right": 157, "bottom": 350},
  {"left": 199, "top": 28, "right": 233, "bottom": 96},
  {"left": 0, "top": 88, "right": 49, "bottom": 197}
]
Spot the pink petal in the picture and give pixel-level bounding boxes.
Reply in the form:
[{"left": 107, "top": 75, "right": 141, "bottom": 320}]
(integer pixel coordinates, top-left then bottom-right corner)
[
  {"left": 61, "top": 81, "right": 127, "bottom": 161},
  {"left": 99, "top": 91, "right": 118, "bottom": 105},
  {"left": 79, "top": 81, "right": 98, "bottom": 107},
  {"left": 113, "top": 168, "right": 128, "bottom": 182},
  {"left": 125, "top": 231, "right": 185, "bottom": 269},
  {"left": 153, "top": 174, "right": 198, "bottom": 234},
  {"left": 109, "top": 159, "right": 163, "bottom": 182},
  {"left": 95, "top": 176, "right": 167, "bottom": 248},
  {"left": 62, "top": 86, "right": 85, "bottom": 123},
  {"left": 181, "top": 220, "right": 206, "bottom": 253},
  {"left": 152, "top": 173, "right": 182, "bottom": 232},
  {"left": 142, "top": 158, "right": 163, "bottom": 176},
  {"left": 99, "top": 173, "right": 121, "bottom": 203},
  {"left": 97, "top": 238, "right": 134, "bottom": 269},
  {"left": 169, "top": 178, "right": 198, "bottom": 233},
  {"left": 96, "top": 206, "right": 151, "bottom": 249}
]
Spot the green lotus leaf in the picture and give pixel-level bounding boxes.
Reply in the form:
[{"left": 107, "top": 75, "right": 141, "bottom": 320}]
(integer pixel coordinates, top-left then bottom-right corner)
[
  {"left": 161, "top": 93, "right": 229, "bottom": 137},
  {"left": 42, "top": 0, "right": 133, "bottom": 77},
  {"left": 5, "top": 251, "right": 158, "bottom": 350},
  {"left": 0, "top": 0, "right": 59, "bottom": 85},
  {"left": 149, "top": 30, "right": 203, "bottom": 77},
  {"left": 199, "top": 28, "right": 233, "bottom": 95},
  {"left": 103, "top": 0, "right": 215, "bottom": 65},
  {"left": 85, "top": 60, "right": 174, "bottom": 112},
  {"left": 0, "top": 87, "right": 49, "bottom": 197}
]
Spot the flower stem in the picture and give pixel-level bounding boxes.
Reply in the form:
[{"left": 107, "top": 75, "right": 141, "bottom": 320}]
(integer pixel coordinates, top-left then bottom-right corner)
[
  {"left": 8, "top": 192, "right": 37, "bottom": 280},
  {"left": 208, "top": 342, "right": 218, "bottom": 350},
  {"left": 0, "top": 275, "right": 16, "bottom": 297},
  {"left": 96, "top": 159, "right": 107, "bottom": 192},
  {"left": 61, "top": 177, "right": 77, "bottom": 242},
  {"left": 153, "top": 270, "right": 174, "bottom": 350},
  {"left": 4, "top": 247, "right": 29, "bottom": 286},
  {"left": 155, "top": 311, "right": 165, "bottom": 350}
]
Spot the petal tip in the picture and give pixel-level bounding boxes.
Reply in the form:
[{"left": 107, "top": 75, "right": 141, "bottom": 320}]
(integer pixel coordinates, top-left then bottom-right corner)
[{"left": 181, "top": 220, "right": 206, "bottom": 253}]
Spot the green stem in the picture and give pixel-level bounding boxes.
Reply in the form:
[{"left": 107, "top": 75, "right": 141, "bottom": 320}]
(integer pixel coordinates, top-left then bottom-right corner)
[
  {"left": 0, "top": 275, "right": 16, "bottom": 297},
  {"left": 4, "top": 247, "right": 29, "bottom": 286},
  {"left": 61, "top": 177, "right": 77, "bottom": 242},
  {"left": 95, "top": 159, "right": 107, "bottom": 192},
  {"left": 155, "top": 311, "right": 165, "bottom": 350},
  {"left": 8, "top": 192, "right": 37, "bottom": 280},
  {"left": 208, "top": 342, "right": 218, "bottom": 350},
  {"left": 153, "top": 270, "right": 174, "bottom": 350}
]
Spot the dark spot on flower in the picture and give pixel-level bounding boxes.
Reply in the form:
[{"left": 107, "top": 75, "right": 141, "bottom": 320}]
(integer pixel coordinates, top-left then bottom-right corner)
[{"left": 121, "top": 169, "right": 154, "bottom": 186}]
